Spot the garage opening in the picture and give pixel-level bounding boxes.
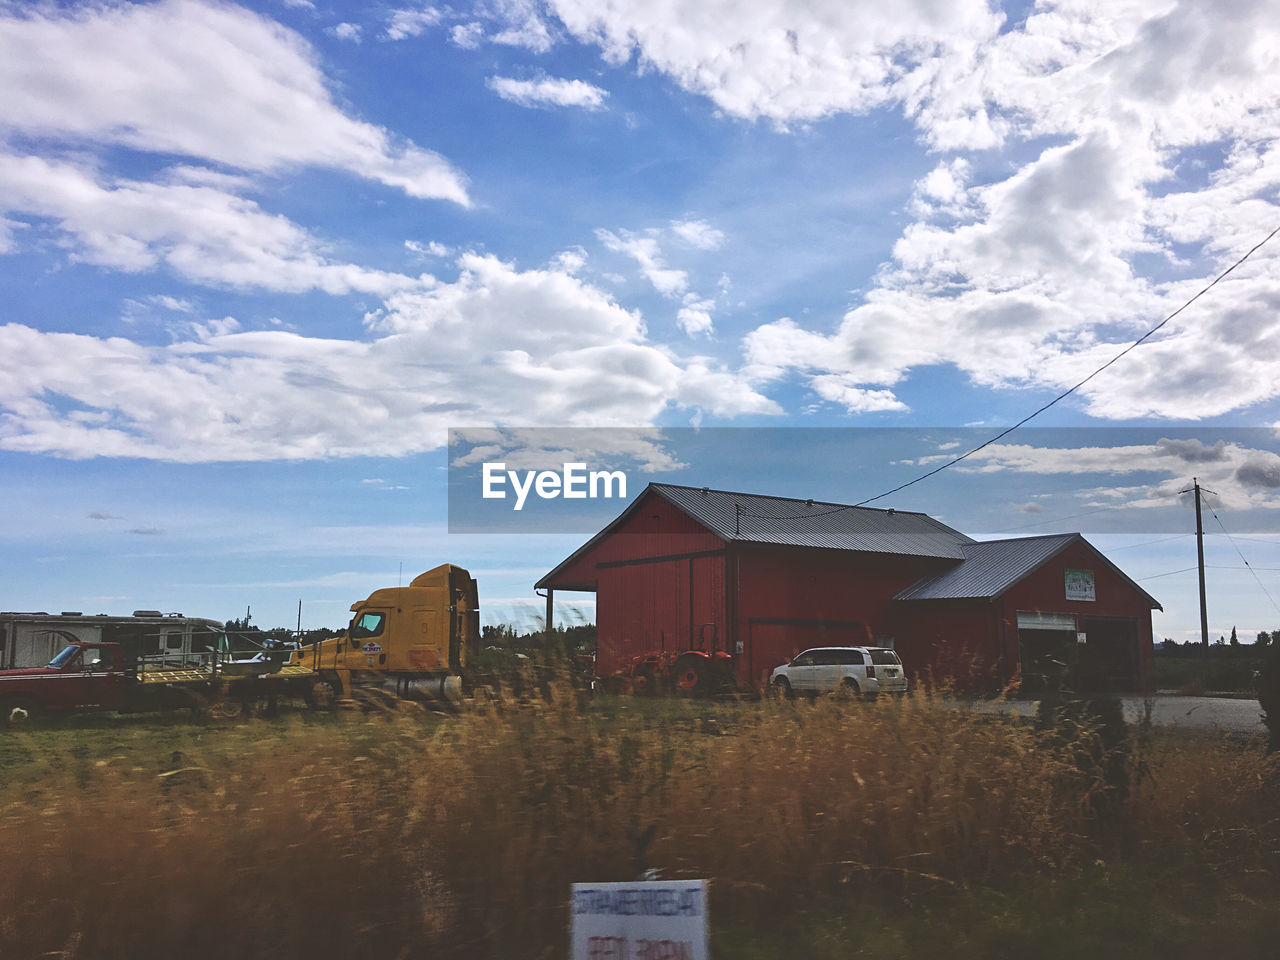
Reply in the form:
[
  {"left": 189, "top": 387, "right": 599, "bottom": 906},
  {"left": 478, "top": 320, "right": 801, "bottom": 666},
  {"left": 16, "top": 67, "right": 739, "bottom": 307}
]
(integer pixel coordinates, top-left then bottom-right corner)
[
  {"left": 1078, "top": 616, "right": 1140, "bottom": 693},
  {"left": 1018, "top": 611, "right": 1141, "bottom": 695},
  {"left": 1016, "top": 612, "right": 1078, "bottom": 696}
]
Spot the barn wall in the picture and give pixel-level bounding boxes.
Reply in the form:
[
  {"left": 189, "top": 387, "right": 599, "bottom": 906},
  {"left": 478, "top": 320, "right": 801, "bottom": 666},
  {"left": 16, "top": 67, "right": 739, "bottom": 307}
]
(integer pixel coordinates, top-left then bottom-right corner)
[
  {"left": 996, "top": 541, "right": 1155, "bottom": 693},
  {"left": 891, "top": 600, "right": 1003, "bottom": 691},
  {"left": 596, "top": 553, "right": 727, "bottom": 678},
  {"left": 732, "top": 545, "right": 953, "bottom": 689},
  {"left": 546, "top": 489, "right": 724, "bottom": 590}
]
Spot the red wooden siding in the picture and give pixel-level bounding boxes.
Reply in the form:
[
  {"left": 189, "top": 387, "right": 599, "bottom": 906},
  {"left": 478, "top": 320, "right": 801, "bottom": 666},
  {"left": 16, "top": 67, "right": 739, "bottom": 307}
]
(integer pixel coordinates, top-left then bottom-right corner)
[
  {"left": 595, "top": 552, "right": 727, "bottom": 678},
  {"left": 544, "top": 489, "right": 724, "bottom": 591},
  {"left": 731, "top": 545, "right": 953, "bottom": 688}
]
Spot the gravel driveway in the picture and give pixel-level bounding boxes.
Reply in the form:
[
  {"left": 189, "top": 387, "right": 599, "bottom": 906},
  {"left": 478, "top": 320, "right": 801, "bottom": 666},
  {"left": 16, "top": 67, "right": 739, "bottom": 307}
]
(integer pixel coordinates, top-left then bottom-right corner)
[{"left": 964, "top": 694, "right": 1267, "bottom": 735}]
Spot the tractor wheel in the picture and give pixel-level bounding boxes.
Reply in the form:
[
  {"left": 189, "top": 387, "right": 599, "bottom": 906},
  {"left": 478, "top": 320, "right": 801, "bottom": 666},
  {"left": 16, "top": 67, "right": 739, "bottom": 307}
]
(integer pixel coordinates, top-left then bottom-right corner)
[
  {"left": 673, "top": 658, "right": 705, "bottom": 697},
  {"left": 632, "top": 666, "right": 656, "bottom": 696}
]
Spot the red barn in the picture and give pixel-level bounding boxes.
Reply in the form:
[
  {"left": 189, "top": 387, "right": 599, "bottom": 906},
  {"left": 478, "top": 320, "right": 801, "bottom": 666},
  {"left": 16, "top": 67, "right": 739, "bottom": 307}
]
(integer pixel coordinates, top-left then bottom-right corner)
[{"left": 536, "top": 483, "right": 1160, "bottom": 694}]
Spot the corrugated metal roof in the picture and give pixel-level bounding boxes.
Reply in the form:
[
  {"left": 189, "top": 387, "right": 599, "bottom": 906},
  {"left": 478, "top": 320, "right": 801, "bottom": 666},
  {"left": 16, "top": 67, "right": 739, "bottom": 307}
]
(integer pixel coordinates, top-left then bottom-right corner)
[
  {"left": 650, "top": 483, "right": 973, "bottom": 560},
  {"left": 894, "top": 534, "right": 1079, "bottom": 600},
  {"left": 893, "top": 533, "right": 1162, "bottom": 609}
]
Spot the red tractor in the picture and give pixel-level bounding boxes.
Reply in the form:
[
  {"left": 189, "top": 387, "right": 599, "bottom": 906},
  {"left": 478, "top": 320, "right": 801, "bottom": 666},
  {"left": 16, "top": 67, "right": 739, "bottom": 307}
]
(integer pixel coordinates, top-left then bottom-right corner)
[{"left": 606, "top": 624, "right": 735, "bottom": 697}]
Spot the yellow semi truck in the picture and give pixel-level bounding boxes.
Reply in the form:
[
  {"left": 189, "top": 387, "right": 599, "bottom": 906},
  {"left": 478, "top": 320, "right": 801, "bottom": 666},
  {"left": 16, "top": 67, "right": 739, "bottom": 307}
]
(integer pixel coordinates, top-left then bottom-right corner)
[
  {"left": 292, "top": 564, "right": 482, "bottom": 703},
  {"left": 0, "top": 565, "right": 484, "bottom": 723}
]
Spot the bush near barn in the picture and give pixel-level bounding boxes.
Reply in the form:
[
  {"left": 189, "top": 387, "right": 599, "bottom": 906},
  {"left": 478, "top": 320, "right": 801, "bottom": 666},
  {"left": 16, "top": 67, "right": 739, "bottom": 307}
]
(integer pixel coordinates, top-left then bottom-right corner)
[{"left": 2, "top": 691, "right": 1280, "bottom": 960}]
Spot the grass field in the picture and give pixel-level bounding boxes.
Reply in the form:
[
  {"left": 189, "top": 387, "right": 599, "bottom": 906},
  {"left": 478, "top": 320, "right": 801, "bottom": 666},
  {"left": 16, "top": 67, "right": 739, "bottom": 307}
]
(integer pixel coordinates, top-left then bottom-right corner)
[{"left": 2, "top": 691, "right": 1279, "bottom": 959}]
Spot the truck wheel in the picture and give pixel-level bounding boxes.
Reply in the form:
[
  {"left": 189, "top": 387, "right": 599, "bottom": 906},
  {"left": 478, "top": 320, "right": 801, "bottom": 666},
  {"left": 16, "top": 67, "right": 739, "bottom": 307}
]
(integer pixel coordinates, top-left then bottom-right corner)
[
  {"left": 207, "top": 697, "right": 246, "bottom": 720},
  {"left": 2, "top": 697, "right": 39, "bottom": 725},
  {"left": 305, "top": 679, "right": 340, "bottom": 710}
]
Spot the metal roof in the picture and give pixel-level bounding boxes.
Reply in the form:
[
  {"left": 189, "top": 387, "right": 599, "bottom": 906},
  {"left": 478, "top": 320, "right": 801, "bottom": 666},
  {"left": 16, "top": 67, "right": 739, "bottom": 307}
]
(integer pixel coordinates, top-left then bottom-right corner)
[
  {"left": 535, "top": 482, "right": 976, "bottom": 590},
  {"left": 893, "top": 533, "right": 1162, "bottom": 609},
  {"left": 649, "top": 483, "right": 973, "bottom": 559}
]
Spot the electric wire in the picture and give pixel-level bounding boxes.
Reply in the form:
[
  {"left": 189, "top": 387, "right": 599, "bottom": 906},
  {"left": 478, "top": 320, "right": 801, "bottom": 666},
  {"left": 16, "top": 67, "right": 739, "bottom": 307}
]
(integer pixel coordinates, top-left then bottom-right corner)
[
  {"left": 1138, "top": 566, "right": 1200, "bottom": 581},
  {"left": 731, "top": 225, "right": 1279, "bottom": 524},
  {"left": 852, "top": 225, "right": 1280, "bottom": 507},
  {"left": 1203, "top": 493, "right": 1280, "bottom": 618},
  {"left": 991, "top": 505, "right": 1123, "bottom": 533}
]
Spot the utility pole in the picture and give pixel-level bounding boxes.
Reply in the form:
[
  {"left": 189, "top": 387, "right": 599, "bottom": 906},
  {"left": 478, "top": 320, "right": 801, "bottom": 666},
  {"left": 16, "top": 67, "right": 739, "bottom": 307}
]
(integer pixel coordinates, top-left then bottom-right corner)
[
  {"left": 1194, "top": 478, "right": 1208, "bottom": 649},
  {"left": 1181, "top": 478, "right": 1213, "bottom": 649}
]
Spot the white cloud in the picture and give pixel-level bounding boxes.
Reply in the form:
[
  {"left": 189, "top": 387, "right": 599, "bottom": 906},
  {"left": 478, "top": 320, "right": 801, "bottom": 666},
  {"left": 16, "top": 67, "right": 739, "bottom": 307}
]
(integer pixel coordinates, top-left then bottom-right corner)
[
  {"left": 328, "top": 22, "right": 362, "bottom": 42},
  {"left": 0, "top": 153, "right": 426, "bottom": 297},
  {"left": 487, "top": 75, "right": 609, "bottom": 110},
  {"left": 503, "top": 2, "right": 1280, "bottom": 422},
  {"left": 670, "top": 219, "right": 724, "bottom": 250},
  {"left": 676, "top": 296, "right": 714, "bottom": 337},
  {"left": 542, "top": 0, "right": 1004, "bottom": 127},
  {"left": 383, "top": 6, "right": 443, "bottom": 41},
  {"left": 0, "top": 255, "right": 777, "bottom": 462},
  {"left": 487, "top": 0, "right": 557, "bottom": 52},
  {"left": 596, "top": 228, "right": 687, "bottom": 296},
  {"left": 743, "top": 99, "right": 1280, "bottom": 419},
  {"left": 450, "top": 427, "right": 687, "bottom": 473},
  {"left": 0, "top": 0, "right": 469, "bottom": 205},
  {"left": 451, "top": 22, "right": 484, "bottom": 48},
  {"left": 147, "top": 295, "right": 196, "bottom": 313},
  {"left": 921, "top": 438, "right": 1280, "bottom": 513},
  {"left": 406, "top": 239, "right": 451, "bottom": 258}
]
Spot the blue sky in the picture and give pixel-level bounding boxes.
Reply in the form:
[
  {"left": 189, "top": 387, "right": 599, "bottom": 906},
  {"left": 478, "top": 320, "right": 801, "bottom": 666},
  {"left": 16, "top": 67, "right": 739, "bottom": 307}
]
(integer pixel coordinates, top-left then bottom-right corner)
[{"left": 2, "top": 0, "right": 1279, "bottom": 643}]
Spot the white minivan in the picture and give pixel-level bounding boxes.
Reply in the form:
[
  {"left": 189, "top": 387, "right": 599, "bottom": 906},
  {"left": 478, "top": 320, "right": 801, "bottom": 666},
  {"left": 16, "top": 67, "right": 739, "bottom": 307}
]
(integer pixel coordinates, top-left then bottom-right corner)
[{"left": 769, "top": 646, "right": 908, "bottom": 698}]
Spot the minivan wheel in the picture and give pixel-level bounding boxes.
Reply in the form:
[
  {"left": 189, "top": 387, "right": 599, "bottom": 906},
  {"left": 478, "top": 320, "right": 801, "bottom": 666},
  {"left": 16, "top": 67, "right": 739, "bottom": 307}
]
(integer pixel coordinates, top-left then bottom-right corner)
[
  {"left": 772, "top": 676, "right": 792, "bottom": 699},
  {"left": 838, "top": 678, "right": 861, "bottom": 700}
]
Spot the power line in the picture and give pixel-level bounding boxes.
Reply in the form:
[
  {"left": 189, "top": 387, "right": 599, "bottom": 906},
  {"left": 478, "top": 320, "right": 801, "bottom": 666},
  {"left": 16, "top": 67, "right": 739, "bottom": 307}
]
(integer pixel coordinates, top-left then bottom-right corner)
[
  {"left": 1103, "top": 532, "right": 1194, "bottom": 552},
  {"left": 731, "top": 226, "right": 1279, "bottom": 527},
  {"left": 852, "top": 225, "right": 1280, "bottom": 507},
  {"left": 1138, "top": 566, "right": 1200, "bottom": 581},
  {"left": 1137, "top": 562, "right": 1280, "bottom": 582},
  {"left": 1203, "top": 494, "right": 1280, "bottom": 618},
  {"left": 991, "top": 505, "right": 1121, "bottom": 532}
]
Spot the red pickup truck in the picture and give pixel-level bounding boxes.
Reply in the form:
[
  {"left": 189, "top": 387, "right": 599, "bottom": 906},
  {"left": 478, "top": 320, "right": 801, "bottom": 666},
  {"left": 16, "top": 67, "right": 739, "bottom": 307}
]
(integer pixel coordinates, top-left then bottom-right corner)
[{"left": 0, "top": 641, "right": 129, "bottom": 721}]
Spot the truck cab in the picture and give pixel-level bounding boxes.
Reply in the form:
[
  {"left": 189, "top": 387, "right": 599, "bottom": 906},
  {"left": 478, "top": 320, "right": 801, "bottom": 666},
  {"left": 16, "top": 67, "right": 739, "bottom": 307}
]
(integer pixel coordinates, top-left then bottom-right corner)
[
  {"left": 0, "top": 641, "right": 126, "bottom": 720},
  {"left": 293, "top": 564, "right": 480, "bottom": 700}
]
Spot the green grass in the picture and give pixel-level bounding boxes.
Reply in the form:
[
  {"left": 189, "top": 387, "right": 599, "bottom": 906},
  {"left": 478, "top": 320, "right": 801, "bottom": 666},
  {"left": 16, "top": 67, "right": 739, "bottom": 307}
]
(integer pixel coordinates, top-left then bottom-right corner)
[{"left": 2, "top": 693, "right": 1278, "bottom": 959}]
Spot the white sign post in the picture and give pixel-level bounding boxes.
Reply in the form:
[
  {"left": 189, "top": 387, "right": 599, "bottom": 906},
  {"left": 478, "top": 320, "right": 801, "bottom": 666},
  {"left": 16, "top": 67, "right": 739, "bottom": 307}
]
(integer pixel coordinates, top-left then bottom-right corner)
[{"left": 570, "top": 880, "right": 709, "bottom": 960}]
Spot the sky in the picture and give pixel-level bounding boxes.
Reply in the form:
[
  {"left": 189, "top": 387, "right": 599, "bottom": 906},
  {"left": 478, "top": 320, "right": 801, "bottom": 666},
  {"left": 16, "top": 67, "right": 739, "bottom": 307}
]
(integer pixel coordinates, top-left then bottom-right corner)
[{"left": 2, "top": 0, "right": 1280, "bottom": 643}]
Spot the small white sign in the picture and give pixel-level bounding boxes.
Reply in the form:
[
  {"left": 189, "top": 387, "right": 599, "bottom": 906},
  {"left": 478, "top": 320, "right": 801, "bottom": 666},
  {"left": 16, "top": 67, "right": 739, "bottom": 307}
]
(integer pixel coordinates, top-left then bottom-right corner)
[
  {"left": 570, "top": 880, "right": 708, "bottom": 960},
  {"left": 1064, "top": 568, "right": 1096, "bottom": 602}
]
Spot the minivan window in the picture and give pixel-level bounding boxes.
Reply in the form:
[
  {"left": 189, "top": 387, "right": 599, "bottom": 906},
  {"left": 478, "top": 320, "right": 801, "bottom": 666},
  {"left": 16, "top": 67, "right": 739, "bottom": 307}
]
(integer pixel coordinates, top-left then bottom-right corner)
[
  {"left": 869, "top": 650, "right": 901, "bottom": 665},
  {"left": 834, "top": 650, "right": 866, "bottom": 665}
]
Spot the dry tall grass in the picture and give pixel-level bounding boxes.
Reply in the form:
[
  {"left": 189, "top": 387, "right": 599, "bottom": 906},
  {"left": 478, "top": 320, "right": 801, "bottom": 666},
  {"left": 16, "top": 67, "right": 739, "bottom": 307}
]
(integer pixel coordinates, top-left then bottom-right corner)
[{"left": 1, "top": 692, "right": 1277, "bottom": 959}]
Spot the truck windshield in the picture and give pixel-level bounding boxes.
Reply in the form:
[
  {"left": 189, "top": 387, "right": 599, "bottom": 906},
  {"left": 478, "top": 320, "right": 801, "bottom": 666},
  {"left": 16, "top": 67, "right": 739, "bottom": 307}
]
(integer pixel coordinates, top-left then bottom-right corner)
[{"left": 46, "top": 646, "right": 81, "bottom": 669}]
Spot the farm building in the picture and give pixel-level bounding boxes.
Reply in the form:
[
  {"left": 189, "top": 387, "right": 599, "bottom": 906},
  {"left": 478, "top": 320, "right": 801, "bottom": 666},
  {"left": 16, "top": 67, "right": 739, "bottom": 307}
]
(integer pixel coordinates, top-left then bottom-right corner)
[{"left": 536, "top": 483, "right": 1160, "bottom": 694}]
